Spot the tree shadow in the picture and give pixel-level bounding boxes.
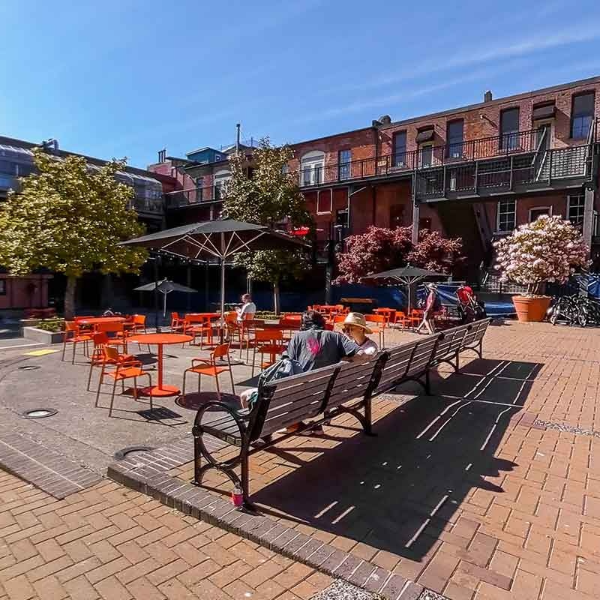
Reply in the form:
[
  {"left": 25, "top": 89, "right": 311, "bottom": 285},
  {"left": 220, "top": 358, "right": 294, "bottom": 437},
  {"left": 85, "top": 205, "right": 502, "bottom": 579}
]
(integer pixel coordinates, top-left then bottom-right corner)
[{"left": 248, "top": 357, "right": 542, "bottom": 560}]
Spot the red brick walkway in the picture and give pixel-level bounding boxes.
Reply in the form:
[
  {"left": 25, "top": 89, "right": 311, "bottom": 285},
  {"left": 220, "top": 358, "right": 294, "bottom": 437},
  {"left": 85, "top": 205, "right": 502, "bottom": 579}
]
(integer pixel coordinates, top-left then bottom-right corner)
[{"left": 0, "top": 472, "right": 333, "bottom": 600}]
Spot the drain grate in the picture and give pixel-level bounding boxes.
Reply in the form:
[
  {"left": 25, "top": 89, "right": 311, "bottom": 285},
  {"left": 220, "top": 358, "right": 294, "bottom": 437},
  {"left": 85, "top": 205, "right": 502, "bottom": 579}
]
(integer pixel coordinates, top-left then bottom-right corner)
[
  {"left": 114, "top": 446, "right": 155, "bottom": 461},
  {"left": 22, "top": 408, "right": 57, "bottom": 419}
]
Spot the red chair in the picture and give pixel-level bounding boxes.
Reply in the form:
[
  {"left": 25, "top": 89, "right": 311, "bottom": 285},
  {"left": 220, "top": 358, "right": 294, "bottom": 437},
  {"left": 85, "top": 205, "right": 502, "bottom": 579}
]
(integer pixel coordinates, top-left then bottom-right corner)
[
  {"left": 183, "top": 315, "right": 214, "bottom": 348},
  {"left": 182, "top": 344, "right": 235, "bottom": 402},
  {"left": 95, "top": 347, "right": 152, "bottom": 417},
  {"left": 86, "top": 333, "right": 133, "bottom": 391},
  {"left": 95, "top": 321, "right": 130, "bottom": 352},
  {"left": 251, "top": 330, "right": 285, "bottom": 377},
  {"left": 130, "top": 314, "right": 147, "bottom": 333},
  {"left": 170, "top": 312, "right": 184, "bottom": 333},
  {"left": 61, "top": 321, "right": 92, "bottom": 363}
]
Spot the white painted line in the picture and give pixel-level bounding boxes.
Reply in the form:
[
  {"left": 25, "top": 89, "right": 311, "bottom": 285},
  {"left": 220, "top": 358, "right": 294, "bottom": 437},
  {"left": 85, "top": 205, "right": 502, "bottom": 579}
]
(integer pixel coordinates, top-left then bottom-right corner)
[{"left": 0, "top": 342, "right": 43, "bottom": 350}]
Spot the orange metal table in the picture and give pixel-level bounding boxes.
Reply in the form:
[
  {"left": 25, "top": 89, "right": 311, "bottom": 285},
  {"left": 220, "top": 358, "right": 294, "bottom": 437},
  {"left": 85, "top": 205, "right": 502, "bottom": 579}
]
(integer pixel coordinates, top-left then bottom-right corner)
[
  {"left": 128, "top": 333, "right": 193, "bottom": 397},
  {"left": 77, "top": 317, "right": 126, "bottom": 327}
]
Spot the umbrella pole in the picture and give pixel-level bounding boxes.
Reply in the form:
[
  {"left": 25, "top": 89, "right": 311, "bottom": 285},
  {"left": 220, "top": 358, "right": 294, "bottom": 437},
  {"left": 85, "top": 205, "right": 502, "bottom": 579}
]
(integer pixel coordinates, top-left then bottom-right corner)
[
  {"left": 220, "top": 257, "right": 226, "bottom": 343},
  {"left": 153, "top": 259, "right": 160, "bottom": 332},
  {"left": 163, "top": 291, "right": 167, "bottom": 318}
]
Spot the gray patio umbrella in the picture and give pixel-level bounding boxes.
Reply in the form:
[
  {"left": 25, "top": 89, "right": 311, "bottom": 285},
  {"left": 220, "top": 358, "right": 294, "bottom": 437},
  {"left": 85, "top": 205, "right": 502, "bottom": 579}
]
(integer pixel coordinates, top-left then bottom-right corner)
[
  {"left": 121, "top": 219, "right": 309, "bottom": 332},
  {"left": 134, "top": 279, "right": 197, "bottom": 318},
  {"left": 362, "top": 265, "right": 446, "bottom": 314}
]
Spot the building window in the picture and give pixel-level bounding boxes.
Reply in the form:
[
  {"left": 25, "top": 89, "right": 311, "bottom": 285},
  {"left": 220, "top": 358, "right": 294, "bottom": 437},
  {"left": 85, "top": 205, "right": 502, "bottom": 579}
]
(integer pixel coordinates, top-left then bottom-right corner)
[
  {"left": 0, "top": 280, "right": 5, "bottom": 295},
  {"left": 497, "top": 199, "right": 516, "bottom": 232},
  {"left": 316, "top": 189, "right": 332, "bottom": 214},
  {"left": 300, "top": 151, "right": 325, "bottom": 187},
  {"left": 567, "top": 194, "right": 585, "bottom": 227},
  {"left": 393, "top": 131, "right": 407, "bottom": 167},
  {"left": 338, "top": 150, "right": 351, "bottom": 181},
  {"left": 447, "top": 120, "right": 464, "bottom": 158},
  {"left": 500, "top": 108, "right": 520, "bottom": 150},
  {"left": 529, "top": 207, "right": 551, "bottom": 222},
  {"left": 214, "top": 169, "right": 231, "bottom": 201},
  {"left": 419, "top": 144, "right": 433, "bottom": 168},
  {"left": 571, "top": 92, "right": 595, "bottom": 140}
]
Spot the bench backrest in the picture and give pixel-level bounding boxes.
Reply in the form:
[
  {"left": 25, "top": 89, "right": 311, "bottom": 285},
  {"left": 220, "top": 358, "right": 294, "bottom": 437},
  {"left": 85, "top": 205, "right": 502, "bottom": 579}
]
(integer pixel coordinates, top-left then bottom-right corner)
[
  {"left": 430, "top": 323, "right": 471, "bottom": 365},
  {"left": 248, "top": 353, "right": 387, "bottom": 440},
  {"left": 325, "top": 353, "right": 387, "bottom": 412},
  {"left": 461, "top": 318, "right": 491, "bottom": 348}
]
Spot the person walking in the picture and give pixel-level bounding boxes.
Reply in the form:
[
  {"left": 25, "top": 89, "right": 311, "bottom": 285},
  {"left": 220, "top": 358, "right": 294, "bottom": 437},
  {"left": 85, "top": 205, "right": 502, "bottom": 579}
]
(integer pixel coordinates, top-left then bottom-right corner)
[{"left": 416, "top": 283, "right": 439, "bottom": 334}]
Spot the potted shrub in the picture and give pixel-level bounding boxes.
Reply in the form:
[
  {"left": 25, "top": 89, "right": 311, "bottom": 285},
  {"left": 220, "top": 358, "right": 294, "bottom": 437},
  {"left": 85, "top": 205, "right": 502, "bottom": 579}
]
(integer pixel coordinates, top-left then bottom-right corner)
[{"left": 494, "top": 215, "right": 589, "bottom": 322}]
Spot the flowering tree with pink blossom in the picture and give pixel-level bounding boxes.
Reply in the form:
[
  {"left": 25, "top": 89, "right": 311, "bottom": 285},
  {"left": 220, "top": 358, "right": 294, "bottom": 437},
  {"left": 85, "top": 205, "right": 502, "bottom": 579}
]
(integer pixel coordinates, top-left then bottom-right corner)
[{"left": 494, "top": 215, "right": 589, "bottom": 295}]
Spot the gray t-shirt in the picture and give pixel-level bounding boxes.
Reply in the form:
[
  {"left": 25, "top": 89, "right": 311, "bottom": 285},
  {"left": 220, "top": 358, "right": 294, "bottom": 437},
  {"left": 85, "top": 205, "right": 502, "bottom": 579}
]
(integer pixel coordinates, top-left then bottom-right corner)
[{"left": 285, "top": 329, "right": 360, "bottom": 372}]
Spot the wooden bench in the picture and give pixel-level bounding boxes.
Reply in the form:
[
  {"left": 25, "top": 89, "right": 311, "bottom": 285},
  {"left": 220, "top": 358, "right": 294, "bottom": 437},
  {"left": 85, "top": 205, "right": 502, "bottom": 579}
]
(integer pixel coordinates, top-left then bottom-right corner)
[
  {"left": 192, "top": 352, "right": 389, "bottom": 507},
  {"left": 375, "top": 318, "right": 491, "bottom": 395}
]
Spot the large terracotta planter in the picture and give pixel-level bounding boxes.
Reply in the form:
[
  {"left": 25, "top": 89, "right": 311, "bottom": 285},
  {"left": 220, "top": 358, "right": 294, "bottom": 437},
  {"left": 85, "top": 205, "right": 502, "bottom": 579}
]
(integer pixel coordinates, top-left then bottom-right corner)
[{"left": 512, "top": 295, "right": 551, "bottom": 322}]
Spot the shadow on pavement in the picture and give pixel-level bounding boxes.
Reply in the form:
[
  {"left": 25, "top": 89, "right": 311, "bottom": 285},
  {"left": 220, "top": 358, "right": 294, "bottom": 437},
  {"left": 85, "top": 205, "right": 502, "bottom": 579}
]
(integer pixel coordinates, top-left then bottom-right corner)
[{"left": 250, "top": 357, "right": 542, "bottom": 561}]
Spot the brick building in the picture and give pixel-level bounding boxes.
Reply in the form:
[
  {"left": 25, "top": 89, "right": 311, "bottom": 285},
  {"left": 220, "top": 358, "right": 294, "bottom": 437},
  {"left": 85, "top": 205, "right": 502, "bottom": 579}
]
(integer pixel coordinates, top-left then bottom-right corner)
[
  {"left": 149, "top": 76, "right": 600, "bottom": 282},
  {"left": 288, "top": 76, "right": 600, "bottom": 278}
]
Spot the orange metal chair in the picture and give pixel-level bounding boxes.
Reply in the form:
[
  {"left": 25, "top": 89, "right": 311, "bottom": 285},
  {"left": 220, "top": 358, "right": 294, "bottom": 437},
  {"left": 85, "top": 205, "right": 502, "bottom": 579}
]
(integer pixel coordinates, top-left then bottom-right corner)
[
  {"left": 394, "top": 310, "right": 410, "bottom": 329},
  {"left": 251, "top": 330, "right": 285, "bottom": 377},
  {"left": 130, "top": 314, "right": 147, "bottom": 333},
  {"left": 170, "top": 312, "right": 184, "bottom": 333},
  {"left": 95, "top": 347, "right": 152, "bottom": 417},
  {"left": 182, "top": 343, "right": 235, "bottom": 402},
  {"left": 365, "top": 314, "right": 387, "bottom": 347},
  {"left": 95, "top": 321, "right": 130, "bottom": 352},
  {"left": 87, "top": 333, "right": 134, "bottom": 391},
  {"left": 61, "top": 321, "right": 92, "bottom": 363},
  {"left": 183, "top": 315, "right": 214, "bottom": 348}
]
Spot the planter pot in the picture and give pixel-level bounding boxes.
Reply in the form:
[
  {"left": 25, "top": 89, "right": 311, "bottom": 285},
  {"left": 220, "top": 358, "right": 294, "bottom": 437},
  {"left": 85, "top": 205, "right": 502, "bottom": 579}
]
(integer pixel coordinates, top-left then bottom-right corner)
[
  {"left": 512, "top": 295, "right": 551, "bottom": 323},
  {"left": 22, "top": 327, "right": 63, "bottom": 344}
]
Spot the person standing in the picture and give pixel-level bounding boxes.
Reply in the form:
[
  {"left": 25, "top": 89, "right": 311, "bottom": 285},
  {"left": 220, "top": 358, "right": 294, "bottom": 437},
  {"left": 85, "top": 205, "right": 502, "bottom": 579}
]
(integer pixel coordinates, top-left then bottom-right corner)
[{"left": 416, "top": 283, "right": 439, "bottom": 334}]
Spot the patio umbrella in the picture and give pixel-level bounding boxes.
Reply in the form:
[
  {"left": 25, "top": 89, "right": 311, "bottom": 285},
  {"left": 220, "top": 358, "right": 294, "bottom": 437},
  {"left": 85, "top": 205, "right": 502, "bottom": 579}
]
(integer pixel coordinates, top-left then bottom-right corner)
[
  {"left": 134, "top": 279, "right": 197, "bottom": 319},
  {"left": 121, "top": 219, "right": 309, "bottom": 334},
  {"left": 362, "top": 265, "right": 446, "bottom": 314}
]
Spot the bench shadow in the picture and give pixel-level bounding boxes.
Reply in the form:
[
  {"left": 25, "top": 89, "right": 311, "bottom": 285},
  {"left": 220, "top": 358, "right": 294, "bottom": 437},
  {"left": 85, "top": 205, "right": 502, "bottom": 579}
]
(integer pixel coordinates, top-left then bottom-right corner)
[{"left": 249, "top": 357, "right": 542, "bottom": 561}]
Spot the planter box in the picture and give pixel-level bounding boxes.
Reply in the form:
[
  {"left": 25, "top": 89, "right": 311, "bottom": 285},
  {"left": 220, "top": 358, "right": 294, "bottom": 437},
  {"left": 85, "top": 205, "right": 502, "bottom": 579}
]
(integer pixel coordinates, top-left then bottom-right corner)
[
  {"left": 512, "top": 296, "right": 552, "bottom": 322},
  {"left": 20, "top": 319, "right": 41, "bottom": 328},
  {"left": 22, "top": 326, "right": 63, "bottom": 344}
]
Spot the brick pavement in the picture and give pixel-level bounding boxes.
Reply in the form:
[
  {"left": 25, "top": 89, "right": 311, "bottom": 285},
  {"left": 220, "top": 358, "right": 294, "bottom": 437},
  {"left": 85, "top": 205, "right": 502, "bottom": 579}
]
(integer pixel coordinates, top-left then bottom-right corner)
[
  {"left": 0, "top": 470, "right": 336, "bottom": 600},
  {"left": 157, "top": 322, "right": 600, "bottom": 600}
]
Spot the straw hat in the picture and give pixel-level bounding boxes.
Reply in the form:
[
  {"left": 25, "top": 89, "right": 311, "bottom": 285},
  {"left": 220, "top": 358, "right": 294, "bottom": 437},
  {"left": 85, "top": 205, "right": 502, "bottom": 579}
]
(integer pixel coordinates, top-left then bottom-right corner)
[{"left": 343, "top": 312, "right": 373, "bottom": 334}]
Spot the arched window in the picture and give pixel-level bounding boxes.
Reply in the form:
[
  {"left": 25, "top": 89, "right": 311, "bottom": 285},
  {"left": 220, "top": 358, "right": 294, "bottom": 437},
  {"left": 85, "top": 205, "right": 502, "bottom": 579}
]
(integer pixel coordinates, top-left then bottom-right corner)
[{"left": 300, "top": 151, "right": 325, "bottom": 187}]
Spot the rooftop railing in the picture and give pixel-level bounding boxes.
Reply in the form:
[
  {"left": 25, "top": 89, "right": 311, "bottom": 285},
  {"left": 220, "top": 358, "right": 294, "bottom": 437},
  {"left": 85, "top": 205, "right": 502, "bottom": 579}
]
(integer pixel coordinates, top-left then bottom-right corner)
[
  {"left": 296, "top": 127, "right": 596, "bottom": 189},
  {"left": 166, "top": 184, "right": 228, "bottom": 208}
]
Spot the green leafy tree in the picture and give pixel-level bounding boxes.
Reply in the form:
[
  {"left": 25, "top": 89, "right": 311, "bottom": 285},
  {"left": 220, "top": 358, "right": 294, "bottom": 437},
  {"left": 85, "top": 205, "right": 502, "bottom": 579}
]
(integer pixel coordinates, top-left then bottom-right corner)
[
  {"left": 223, "top": 138, "right": 312, "bottom": 314},
  {"left": 0, "top": 148, "right": 147, "bottom": 318}
]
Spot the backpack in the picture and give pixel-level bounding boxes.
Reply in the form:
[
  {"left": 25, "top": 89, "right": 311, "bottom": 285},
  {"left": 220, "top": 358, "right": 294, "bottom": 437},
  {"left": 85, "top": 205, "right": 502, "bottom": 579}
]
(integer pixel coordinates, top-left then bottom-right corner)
[{"left": 258, "top": 357, "right": 304, "bottom": 388}]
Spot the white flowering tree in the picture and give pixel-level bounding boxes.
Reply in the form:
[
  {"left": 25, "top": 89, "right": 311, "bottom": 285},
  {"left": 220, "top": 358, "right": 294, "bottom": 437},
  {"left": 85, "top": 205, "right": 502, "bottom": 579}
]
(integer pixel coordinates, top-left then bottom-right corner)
[{"left": 494, "top": 215, "right": 588, "bottom": 295}]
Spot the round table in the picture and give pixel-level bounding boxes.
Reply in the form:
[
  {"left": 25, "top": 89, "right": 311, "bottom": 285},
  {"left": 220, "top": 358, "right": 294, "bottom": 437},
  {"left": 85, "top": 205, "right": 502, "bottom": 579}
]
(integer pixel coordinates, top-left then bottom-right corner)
[
  {"left": 127, "top": 333, "right": 193, "bottom": 397},
  {"left": 76, "top": 317, "right": 126, "bottom": 327}
]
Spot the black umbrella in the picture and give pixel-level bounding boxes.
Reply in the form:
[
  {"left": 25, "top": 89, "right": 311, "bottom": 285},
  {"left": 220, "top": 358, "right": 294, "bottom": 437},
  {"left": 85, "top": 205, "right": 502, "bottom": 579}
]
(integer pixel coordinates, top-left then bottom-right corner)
[
  {"left": 121, "top": 219, "right": 309, "bottom": 329},
  {"left": 363, "top": 265, "right": 446, "bottom": 314},
  {"left": 134, "top": 279, "right": 197, "bottom": 318}
]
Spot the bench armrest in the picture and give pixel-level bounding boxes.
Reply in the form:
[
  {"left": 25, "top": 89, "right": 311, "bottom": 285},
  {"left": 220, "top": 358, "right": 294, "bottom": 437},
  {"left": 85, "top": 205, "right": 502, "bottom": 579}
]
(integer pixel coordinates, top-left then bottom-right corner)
[{"left": 192, "top": 400, "right": 250, "bottom": 438}]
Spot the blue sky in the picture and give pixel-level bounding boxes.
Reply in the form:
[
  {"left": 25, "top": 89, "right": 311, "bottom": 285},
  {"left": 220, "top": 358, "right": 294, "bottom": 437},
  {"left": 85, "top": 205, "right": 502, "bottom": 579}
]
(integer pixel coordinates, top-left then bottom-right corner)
[{"left": 1, "top": 0, "right": 600, "bottom": 169}]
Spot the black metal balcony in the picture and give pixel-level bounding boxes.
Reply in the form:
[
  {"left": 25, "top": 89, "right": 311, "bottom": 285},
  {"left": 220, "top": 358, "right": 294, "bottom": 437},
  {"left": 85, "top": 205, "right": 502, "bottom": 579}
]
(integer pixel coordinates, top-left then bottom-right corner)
[
  {"left": 415, "top": 144, "right": 593, "bottom": 201},
  {"left": 165, "top": 184, "right": 227, "bottom": 209},
  {"left": 296, "top": 127, "right": 600, "bottom": 194}
]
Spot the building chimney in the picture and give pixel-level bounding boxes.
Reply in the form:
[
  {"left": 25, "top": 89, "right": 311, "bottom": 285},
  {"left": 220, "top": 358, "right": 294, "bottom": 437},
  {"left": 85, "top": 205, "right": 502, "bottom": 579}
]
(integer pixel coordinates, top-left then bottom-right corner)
[
  {"left": 158, "top": 149, "right": 166, "bottom": 163},
  {"left": 484, "top": 90, "right": 493, "bottom": 103}
]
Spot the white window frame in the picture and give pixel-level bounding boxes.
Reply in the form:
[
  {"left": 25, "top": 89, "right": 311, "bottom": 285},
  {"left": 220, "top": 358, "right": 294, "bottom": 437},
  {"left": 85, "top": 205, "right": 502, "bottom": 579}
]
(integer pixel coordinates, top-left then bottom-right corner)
[
  {"left": 496, "top": 199, "right": 517, "bottom": 233},
  {"left": 300, "top": 151, "right": 325, "bottom": 187},
  {"left": 567, "top": 194, "right": 585, "bottom": 226},
  {"left": 528, "top": 206, "right": 552, "bottom": 223},
  {"left": 214, "top": 169, "right": 231, "bottom": 200},
  {"left": 532, "top": 119, "right": 554, "bottom": 149},
  {"left": 316, "top": 189, "right": 332, "bottom": 215}
]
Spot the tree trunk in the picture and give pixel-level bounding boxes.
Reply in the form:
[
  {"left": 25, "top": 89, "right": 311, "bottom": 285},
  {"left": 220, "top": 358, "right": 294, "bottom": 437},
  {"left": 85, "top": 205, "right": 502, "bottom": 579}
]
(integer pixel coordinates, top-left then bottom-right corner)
[
  {"left": 64, "top": 276, "right": 77, "bottom": 320},
  {"left": 273, "top": 281, "right": 281, "bottom": 316}
]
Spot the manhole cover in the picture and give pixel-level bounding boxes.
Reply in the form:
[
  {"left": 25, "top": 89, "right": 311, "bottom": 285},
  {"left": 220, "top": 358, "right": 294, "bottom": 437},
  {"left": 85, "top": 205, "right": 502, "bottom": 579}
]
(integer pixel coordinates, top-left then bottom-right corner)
[
  {"left": 18, "top": 365, "right": 41, "bottom": 371},
  {"left": 114, "top": 446, "right": 155, "bottom": 460},
  {"left": 22, "top": 408, "right": 57, "bottom": 419}
]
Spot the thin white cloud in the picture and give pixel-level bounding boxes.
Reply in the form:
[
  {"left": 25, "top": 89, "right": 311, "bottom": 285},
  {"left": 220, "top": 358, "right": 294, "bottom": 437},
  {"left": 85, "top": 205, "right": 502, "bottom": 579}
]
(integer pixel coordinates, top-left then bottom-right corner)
[{"left": 323, "top": 22, "right": 600, "bottom": 96}]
